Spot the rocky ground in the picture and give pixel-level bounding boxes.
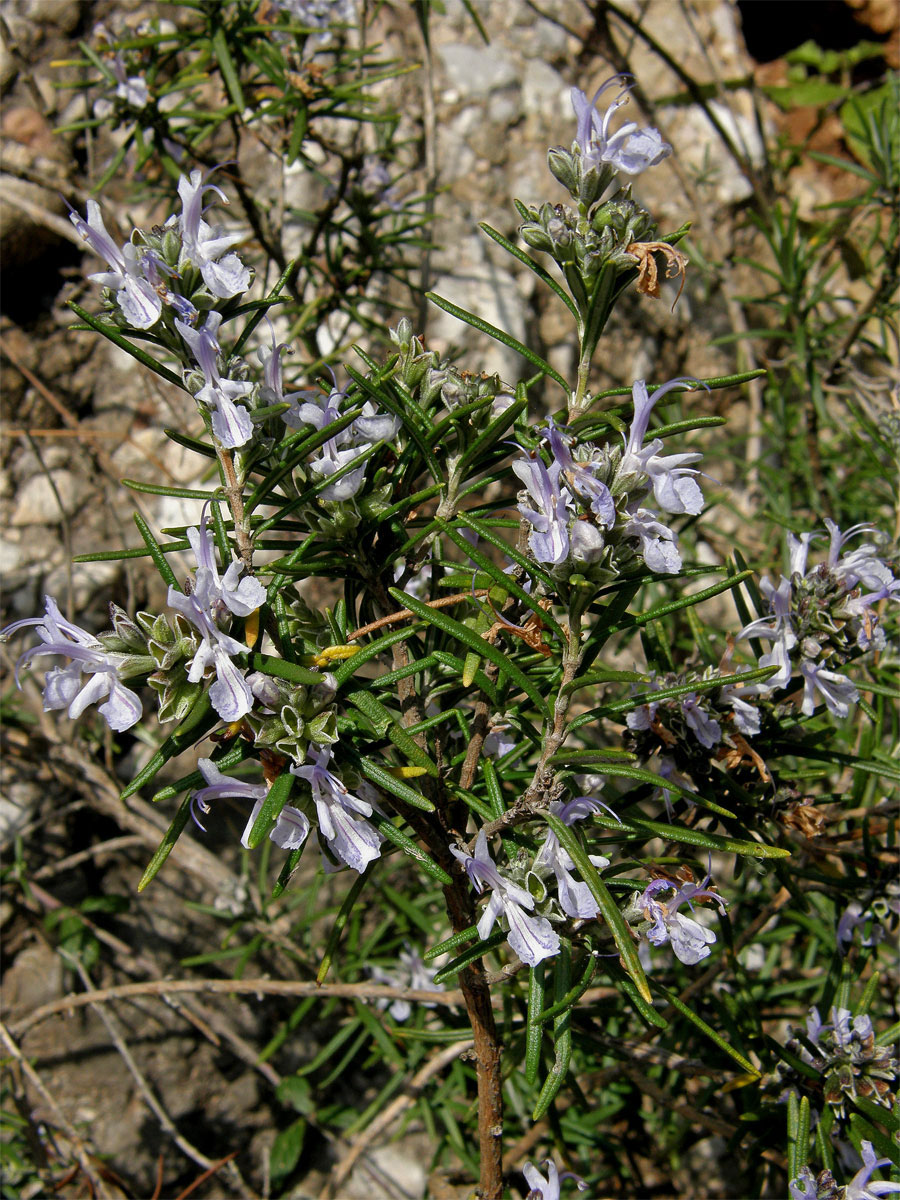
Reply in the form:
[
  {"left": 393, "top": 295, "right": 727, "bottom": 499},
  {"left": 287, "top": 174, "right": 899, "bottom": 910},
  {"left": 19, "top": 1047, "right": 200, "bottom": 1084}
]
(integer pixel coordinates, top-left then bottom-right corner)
[{"left": 1, "top": 1, "right": 896, "bottom": 1197}]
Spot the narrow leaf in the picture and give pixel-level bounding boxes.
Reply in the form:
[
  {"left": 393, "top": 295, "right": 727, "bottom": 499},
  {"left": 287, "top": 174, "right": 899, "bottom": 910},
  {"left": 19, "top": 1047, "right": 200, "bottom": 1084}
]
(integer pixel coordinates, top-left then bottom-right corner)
[
  {"left": 137, "top": 795, "right": 192, "bottom": 891},
  {"left": 121, "top": 692, "right": 216, "bottom": 799},
  {"left": 390, "top": 588, "right": 551, "bottom": 719},
  {"left": 545, "top": 812, "right": 650, "bottom": 1002},
  {"left": 134, "top": 512, "right": 181, "bottom": 591},
  {"left": 366, "top": 812, "right": 451, "bottom": 885},
  {"left": 246, "top": 769, "right": 296, "bottom": 850},
  {"left": 67, "top": 302, "right": 184, "bottom": 388},
  {"left": 427, "top": 292, "right": 569, "bottom": 393},
  {"left": 357, "top": 757, "right": 436, "bottom": 812}
]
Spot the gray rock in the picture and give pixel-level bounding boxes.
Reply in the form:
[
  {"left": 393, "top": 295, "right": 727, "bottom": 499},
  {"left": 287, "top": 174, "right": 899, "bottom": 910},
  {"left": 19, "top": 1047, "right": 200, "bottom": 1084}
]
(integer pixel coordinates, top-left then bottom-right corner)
[
  {"left": 10, "top": 469, "right": 87, "bottom": 526},
  {"left": 437, "top": 43, "right": 519, "bottom": 98}
]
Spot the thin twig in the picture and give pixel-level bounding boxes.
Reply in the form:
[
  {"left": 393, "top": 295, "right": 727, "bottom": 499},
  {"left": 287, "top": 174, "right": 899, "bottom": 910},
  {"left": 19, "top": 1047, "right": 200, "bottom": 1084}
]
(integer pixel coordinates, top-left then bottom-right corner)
[
  {"left": 322, "top": 1039, "right": 473, "bottom": 1198},
  {"left": 9, "top": 977, "right": 463, "bottom": 1039},
  {"left": 347, "top": 589, "right": 490, "bottom": 641},
  {"left": 32, "top": 836, "right": 144, "bottom": 881},
  {"left": 0, "top": 1020, "right": 112, "bottom": 1200},
  {"left": 172, "top": 1153, "right": 240, "bottom": 1200},
  {"left": 69, "top": 959, "right": 257, "bottom": 1198}
]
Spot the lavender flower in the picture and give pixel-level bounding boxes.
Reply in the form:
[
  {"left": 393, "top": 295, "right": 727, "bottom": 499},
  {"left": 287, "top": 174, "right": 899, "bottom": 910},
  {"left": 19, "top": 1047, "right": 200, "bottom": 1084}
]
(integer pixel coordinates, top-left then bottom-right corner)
[
  {"left": 192, "top": 759, "right": 310, "bottom": 850},
  {"left": 309, "top": 439, "right": 374, "bottom": 501},
  {"left": 635, "top": 870, "right": 727, "bottom": 964},
  {"left": 718, "top": 678, "right": 762, "bottom": 736},
  {"left": 739, "top": 520, "right": 897, "bottom": 718},
  {"left": 177, "top": 169, "right": 251, "bottom": 300},
  {"left": 737, "top": 575, "right": 796, "bottom": 688},
  {"left": 69, "top": 199, "right": 162, "bottom": 329},
  {"left": 622, "top": 506, "right": 682, "bottom": 574},
  {"left": 291, "top": 747, "right": 382, "bottom": 872},
  {"left": 620, "top": 378, "right": 704, "bottom": 516},
  {"left": 523, "top": 1158, "right": 587, "bottom": 1200},
  {"left": 282, "top": 374, "right": 399, "bottom": 500},
  {"left": 825, "top": 520, "right": 895, "bottom": 590},
  {"left": 680, "top": 693, "right": 722, "bottom": 748},
  {"left": 799, "top": 660, "right": 859, "bottom": 719},
  {"left": 2, "top": 596, "right": 147, "bottom": 732},
  {"left": 282, "top": 377, "right": 345, "bottom": 431},
  {"left": 176, "top": 312, "right": 254, "bottom": 448},
  {"left": 368, "top": 945, "right": 444, "bottom": 1021},
  {"left": 533, "top": 796, "right": 612, "bottom": 919},
  {"left": 451, "top": 830, "right": 560, "bottom": 967},
  {"left": 512, "top": 452, "right": 574, "bottom": 565},
  {"left": 844, "top": 1141, "right": 900, "bottom": 1200},
  {"left": 110, "top": 53, "right": 149, "bottom": 108},
  {"left": 571, "top": 77, "right": 671, "bottom": 177},
  {"left": 544, "top": 418, "right": 616, "bottom": 526},
  {"left": 788, "top": 1167, "right": 818, "bottom": 1200},
  {"left": 166, "top": 510, "right": 265, "bottom": 721}
]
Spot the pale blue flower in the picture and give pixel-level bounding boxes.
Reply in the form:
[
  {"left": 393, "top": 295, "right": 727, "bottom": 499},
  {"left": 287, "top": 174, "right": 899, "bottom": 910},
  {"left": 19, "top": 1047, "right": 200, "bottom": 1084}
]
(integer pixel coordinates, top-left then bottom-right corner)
[
  {"left": 1, "top": 595, "right": 143, "bottom": 732},
  {"left": 788, "top": 1168, "right": 818, "bottom": 1200},
  {"left": 291, "top": 747, "right": 382, "bottom": 872},
  {"left": 512, "top": 453, "right": 574, "bottom": 565},
  {"left": 622, "top": 378, "right": 704, "bottom": 516},
  {"left": 622, "top": 505, "right": 682, "bottom": 573},
  {"left": 719, "top": 677, "right": 762, "bottom": 736},
  {"left": 285, "top": 373, "right": 398, "bottom": 499},
  {"left": 824, "top": 519, "right": 895, "bottom": 591},
  {"left": 571, "top": 77, "right": 671, "bottom": 176},
  {"left": 543, "top": 418, "right": 615, "bottom": 526},
  {"left": 177, "top": 169, "right": 251, "bottom": 299},
  {"left": 737, "top": 575, "right": 796, "bottom": 689},
  {"left": 534, "top": 796, "right": 612, "bottom": 919},
  {"left": 110, "top": 54, "right": 149, "bottom": 108},
  {"left": 69, "top": 199, "right": 162, "bottom": 329},
  {"left": 680, "top": 693, "right": 721, "bottom": 748},
  {"left": 451, "top": 830, "right": 560, "bottom": 966},
  {"left": 282, "top": 380, "right": 345, "bottom": 431},
  {"left": 166, "top": 508, "right": 265, "bottom": 721},
  {"left": 369, "top": 945, "right": 444, "bottom": 1021},
  {"left": 192, "top": 758, "right": 310, "bottom": 850},
  {"left": 176, "top": 312, "right": 254, "bottom": 448},
  {"left": 522, "top": 1158, "right": 587, "bottom": 1200},
  {"left": 799, "top": 660, "right": 859, "bottom": 718},
  {"left": 637, "top": 871, "right": 727, "bottom": 964},
  {"left": 845, "top": 1141, "right": 900, "bottom": 1200}
]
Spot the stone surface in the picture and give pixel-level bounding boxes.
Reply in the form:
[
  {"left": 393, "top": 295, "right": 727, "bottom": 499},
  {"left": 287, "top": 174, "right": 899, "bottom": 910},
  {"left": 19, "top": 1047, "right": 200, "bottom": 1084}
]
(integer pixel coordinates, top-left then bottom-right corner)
[{"left": 9, "top": 468, "right": 88, "bottom": 526}]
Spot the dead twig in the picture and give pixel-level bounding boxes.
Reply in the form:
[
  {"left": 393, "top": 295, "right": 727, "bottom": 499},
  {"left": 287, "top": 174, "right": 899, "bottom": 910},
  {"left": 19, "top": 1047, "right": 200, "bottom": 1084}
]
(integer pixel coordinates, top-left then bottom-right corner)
[
  {"left": 10, "top": 977, "right": 463, "bottom": 1039},
  {"left": 0, "top": 1020, "right": 113, "bottom": 1200},
  {"left": 172, "top": 1153, "right": 240, "bottom": 1200},
  {"left": 347, "top": 589, "right": 490, "bottom": 641},
  {"left": 321, "top": 1040, "right": 473, "bottom": 1199},
  {"left": 69, "top": 960, "right": 257, "bottom": 1199}
]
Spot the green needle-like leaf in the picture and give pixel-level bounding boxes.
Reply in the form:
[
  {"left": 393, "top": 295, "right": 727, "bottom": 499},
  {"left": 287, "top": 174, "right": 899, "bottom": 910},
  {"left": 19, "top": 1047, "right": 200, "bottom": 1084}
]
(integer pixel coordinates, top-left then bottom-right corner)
[
  {"left": 544, "top": 812, "right": 651, "bottom": 1003},
  {"left": 390, "top": 588, "right": 551, "bottom": 718},
  {"left": 246, "top": 769, "right": 297, "bottom": 850},
  {"left": 427, "top": 292, "right": 569, "bottom": 393}
]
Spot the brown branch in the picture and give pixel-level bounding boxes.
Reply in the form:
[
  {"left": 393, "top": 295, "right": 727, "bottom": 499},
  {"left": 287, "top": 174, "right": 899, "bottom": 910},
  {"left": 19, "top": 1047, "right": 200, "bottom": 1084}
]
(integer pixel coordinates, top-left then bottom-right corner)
[
  {"left": 216, "top": 445, "right": 254, "bottom": 571},
  {"left": 68, "top": 960, "right": 258, "bottom": 1195},
  {"left": 458, "top": 662, "right": 500, "bottom": 791},
  {"left": 9, "top": 978, "right": 463, "bottom": 1039},
  {"left": 172, "top": 1154, "right": 240, "bottom": 1200},
  {"left": 347, "top": 589, "right": 490, "bottom": 641},
  {"left": 19, "top": 877, "right": 285, "bottom": 1090},
  {"left": 32, "top": 836, "right": 144, "bottom": 881}
]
